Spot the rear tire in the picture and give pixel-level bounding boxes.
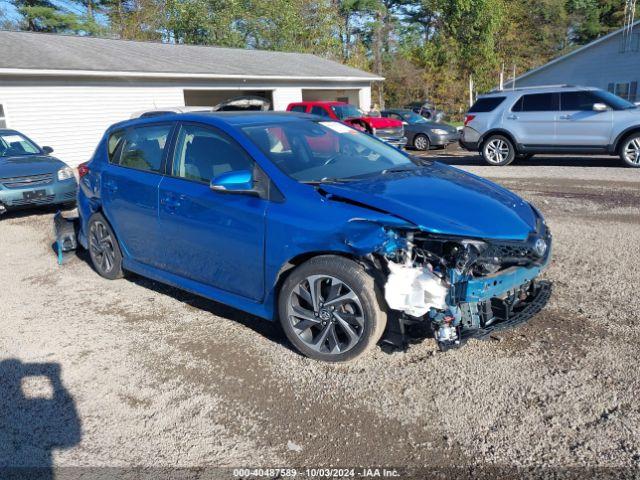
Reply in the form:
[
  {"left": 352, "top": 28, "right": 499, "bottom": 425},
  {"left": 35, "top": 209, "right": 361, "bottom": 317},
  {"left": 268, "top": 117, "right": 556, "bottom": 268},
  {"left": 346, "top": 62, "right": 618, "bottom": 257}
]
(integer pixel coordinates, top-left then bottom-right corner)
[
  {"left": 619, "top": 133, "right": 640, "bottom": 167},
  {"left": 278, "top": 255, "right": 387, "bottom": 362},
  {"left": 413, "top": 134, "right": 431, "bottom": 151},
  {"left": 482, "top": 135, "right": 516, "bottom": 166},
  {"left": 88, "top": 212, "right": 123, "bottom": 280}
]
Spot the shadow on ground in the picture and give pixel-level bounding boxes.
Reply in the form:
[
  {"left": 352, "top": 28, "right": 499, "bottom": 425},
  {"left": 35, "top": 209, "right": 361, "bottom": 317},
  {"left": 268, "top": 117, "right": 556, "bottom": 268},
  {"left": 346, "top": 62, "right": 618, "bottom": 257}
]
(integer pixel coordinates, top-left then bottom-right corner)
[
  {"left": 0, "top": 359, "right": 81, "bottom": 480},
  {"left": 421, "top": 150, "right": 625, "bottom": 168}
]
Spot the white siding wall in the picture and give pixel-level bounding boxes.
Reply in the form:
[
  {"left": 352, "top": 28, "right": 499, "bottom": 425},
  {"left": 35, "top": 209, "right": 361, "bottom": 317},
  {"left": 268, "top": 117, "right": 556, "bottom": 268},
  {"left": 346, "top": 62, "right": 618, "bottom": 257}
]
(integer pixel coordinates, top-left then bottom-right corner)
[
  {"left": 0, "top": 84, "right": 185, "bottom": 166},
  {"left": 272, "top": 87, "right": 302, "bottom": 110},
  {"left": 0, "top": 79, "right": 374, "bottom": 167}
]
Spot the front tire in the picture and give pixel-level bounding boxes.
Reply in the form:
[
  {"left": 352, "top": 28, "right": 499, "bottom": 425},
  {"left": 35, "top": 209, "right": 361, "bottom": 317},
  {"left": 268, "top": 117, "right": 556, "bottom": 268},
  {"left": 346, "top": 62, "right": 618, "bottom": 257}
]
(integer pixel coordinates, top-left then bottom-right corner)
[
  {"left": 88, "top": 213, "right": 123, "bottom": 280},
  {"left": 278, "top": 255, "right": 387, "bottom": 362},
  {"left": 619, "top": 134, "right": 640, "bottom": 167},
  {"left": 413, "top": 134, "right": 431, "bottom": 151},
  {"left": 482, "top": 135, "right": 516, "bottom": 166}
]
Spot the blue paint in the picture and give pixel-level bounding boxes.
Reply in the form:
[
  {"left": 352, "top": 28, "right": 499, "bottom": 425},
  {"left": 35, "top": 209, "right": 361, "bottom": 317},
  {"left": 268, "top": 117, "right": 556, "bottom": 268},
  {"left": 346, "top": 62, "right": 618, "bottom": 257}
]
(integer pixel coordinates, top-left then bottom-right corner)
[{"left": 78, "top": 112, "right": 545, "bottom": 321}]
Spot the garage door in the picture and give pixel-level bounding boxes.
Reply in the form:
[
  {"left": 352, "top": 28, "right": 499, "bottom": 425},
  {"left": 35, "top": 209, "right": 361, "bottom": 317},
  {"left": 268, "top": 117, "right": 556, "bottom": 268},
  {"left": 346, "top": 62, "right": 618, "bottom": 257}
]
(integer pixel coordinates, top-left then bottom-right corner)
[{"left": 184, "top": 90, "right": 273, "bottom": 109}]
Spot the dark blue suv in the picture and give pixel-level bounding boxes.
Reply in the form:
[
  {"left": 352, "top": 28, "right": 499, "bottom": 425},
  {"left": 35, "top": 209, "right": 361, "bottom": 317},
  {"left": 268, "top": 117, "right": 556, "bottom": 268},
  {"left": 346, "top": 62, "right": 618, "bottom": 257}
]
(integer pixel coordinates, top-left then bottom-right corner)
[{"left": 78, "top": 112, "right": 552, "bottom": 362}]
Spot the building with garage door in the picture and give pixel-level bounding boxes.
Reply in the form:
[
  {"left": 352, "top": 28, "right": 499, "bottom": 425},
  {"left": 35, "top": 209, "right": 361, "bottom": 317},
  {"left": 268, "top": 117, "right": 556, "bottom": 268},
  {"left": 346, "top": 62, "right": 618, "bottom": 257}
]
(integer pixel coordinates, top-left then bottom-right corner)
[
  {"left": 0, "top": 30, "right": 381, "bottom": 166},
  {"left": 505, "top": 21, "right": 640, "bottom": 102}
]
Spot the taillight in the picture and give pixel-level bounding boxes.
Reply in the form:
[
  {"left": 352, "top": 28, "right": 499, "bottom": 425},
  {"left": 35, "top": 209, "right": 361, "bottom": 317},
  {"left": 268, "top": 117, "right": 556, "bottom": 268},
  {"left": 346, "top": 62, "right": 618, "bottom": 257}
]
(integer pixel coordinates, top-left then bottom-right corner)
[
  {"left": 78, "top": 162, "right": 90, "bottom": 178},
  {"left": 464, "top": 114, "right": 476, "bottom": 127}
]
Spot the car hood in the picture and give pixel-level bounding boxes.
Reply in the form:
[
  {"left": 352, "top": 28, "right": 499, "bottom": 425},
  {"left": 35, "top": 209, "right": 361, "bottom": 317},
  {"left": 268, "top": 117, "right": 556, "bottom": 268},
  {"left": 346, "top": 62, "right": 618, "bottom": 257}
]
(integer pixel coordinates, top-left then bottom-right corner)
[
  {"left": 320, "top": 163, "right": 537, "bottom": 240},
  {"left": 346, "top": 116, "right": 403, "bottom": 128},
  {"left": 0, "top": 155, "right": 67, "bottom": 178}
]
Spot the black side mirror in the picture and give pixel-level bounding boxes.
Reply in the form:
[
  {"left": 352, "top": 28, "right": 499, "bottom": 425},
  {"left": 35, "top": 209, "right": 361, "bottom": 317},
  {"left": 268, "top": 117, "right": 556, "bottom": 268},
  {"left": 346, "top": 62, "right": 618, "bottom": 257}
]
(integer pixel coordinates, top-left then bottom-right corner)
[{"left": 42, "top": 146, "right": 54, "bottom": 154}]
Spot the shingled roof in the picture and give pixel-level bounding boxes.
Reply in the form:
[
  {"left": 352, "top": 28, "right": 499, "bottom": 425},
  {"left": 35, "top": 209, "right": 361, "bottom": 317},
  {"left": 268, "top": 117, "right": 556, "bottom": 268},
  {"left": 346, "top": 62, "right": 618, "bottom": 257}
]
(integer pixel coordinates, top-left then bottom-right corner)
[{"left": 0, "top": 30, "right": 382, "bottom": 80}]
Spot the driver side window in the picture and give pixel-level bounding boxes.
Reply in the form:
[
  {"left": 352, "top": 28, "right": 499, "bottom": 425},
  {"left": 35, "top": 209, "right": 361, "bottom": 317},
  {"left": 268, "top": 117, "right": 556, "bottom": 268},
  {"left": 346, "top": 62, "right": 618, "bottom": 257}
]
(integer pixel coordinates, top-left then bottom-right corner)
[{"left": 172, "top": 124, "right": 254, "bottom": 184}]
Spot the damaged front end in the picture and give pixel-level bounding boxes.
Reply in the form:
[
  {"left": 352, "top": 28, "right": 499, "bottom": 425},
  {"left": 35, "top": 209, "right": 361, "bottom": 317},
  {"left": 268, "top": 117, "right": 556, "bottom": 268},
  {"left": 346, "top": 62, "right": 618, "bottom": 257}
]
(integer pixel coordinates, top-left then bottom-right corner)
[{"left": 370, "top": 216, "right": 552, "bottom": 351}]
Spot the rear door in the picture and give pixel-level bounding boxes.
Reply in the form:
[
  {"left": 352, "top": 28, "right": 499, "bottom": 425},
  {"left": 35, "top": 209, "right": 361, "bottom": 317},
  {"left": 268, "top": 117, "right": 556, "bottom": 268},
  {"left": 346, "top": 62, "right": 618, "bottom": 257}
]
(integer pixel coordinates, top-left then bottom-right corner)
[
  {"left": 102, "top": 123, "right": 174, "bottom": 267},
  {"left": 556, "top": 91, "right": 613, "bottom": 146},
  {"left": 503, "top": 93, "right": 559, "bottom": 146},
  {"left": 158, "top": 122, "right": 268, "bottom": 301}
]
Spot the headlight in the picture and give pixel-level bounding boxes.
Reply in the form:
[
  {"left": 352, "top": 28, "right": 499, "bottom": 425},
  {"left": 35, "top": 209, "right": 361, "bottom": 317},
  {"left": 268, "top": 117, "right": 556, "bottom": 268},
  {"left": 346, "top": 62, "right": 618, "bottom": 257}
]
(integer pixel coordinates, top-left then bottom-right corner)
[
  {"left": 57, "top": 166, "right": 74, "bottom": 181},
  {"left": 432, "top": 128, "right": 448, "bottom": 135}
]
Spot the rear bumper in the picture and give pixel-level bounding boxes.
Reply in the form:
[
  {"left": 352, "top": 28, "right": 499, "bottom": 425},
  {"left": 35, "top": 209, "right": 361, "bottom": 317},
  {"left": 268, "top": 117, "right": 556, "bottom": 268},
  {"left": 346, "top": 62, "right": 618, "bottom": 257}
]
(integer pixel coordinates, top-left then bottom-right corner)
[
  {"left": 459, "top": 139, "right": 480, "bottom": 151},
  {"left": 0, "top": 178, "right": 77, "bottom": 210}
]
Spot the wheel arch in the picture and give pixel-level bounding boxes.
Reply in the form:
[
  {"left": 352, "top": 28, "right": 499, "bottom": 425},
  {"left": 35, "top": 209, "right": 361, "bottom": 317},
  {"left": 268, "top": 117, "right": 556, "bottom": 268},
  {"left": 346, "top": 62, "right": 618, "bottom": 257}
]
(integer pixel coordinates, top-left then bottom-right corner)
[
  {"left": 479, "top": 129, "right": 519, "bottom": 153},
  {"left": 613, "top": 126, "right": 640, "bottom": 154}
]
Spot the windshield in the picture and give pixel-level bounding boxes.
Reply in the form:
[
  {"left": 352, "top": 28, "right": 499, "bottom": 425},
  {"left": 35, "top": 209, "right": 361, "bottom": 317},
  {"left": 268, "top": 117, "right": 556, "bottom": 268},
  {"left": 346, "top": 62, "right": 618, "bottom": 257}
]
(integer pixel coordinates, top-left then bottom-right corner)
[
  {"left": 0, "top": 133, "right": 41, "bottom": 157},
  {"left": 594, "top": 91, "right": 637, "bottom": 110},
  {"left": 242, "top": 120, "right": 417, "bottom": 183},
  {"left": 402, "top": 112, "right": 428, "bottom": 124},
  {"left": 331, "top": 104, "right": 363, "bottom": 120}
]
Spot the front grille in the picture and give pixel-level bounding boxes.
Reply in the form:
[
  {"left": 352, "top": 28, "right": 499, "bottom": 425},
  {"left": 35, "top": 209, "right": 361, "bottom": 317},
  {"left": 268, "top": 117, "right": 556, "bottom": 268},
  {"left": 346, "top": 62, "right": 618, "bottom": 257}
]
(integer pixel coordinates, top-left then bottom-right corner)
[
  {"left": 10, "top": 194, "right": 55, "bottom": 206},
  {"left": 376, "top": 127, "right": 404, "bottom": 138},
  {"left": 1, "top": 173, "right": 54, "bottom": 189}
]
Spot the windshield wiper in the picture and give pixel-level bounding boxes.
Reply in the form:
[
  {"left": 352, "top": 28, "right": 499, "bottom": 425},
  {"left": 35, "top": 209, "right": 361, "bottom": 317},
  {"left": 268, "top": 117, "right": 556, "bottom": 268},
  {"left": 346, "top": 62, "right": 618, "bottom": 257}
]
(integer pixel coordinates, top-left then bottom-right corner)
[
  {"left": 303, "top": 177, "right": 360, "bottom": 185},
  {"left": 381, "top": 166, "right": 419, "bottom": 175}
]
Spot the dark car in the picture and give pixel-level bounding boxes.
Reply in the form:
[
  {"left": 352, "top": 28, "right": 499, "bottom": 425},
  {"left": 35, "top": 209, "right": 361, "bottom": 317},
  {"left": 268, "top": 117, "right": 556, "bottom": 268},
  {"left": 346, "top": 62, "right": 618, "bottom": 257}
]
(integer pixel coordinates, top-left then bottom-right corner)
[
  {"left": 0, "top": 130, "right": 77, "bottom": 215},
  {"left": 382, "top": 109, "right": 460, "bottom": 151},
  {"left": 77, "top": 112, "right": 551, "bottom": 362}
]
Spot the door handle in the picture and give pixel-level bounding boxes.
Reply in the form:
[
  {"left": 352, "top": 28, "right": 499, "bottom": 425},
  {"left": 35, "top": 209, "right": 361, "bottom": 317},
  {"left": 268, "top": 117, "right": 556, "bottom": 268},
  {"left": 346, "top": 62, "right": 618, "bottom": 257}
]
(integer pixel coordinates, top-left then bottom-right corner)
[
  {"left": 507, "top": 115, "right": 518, "bottom": 120},
  {"left": 559, "top": 114, "right": 572, "bottom": 120}
]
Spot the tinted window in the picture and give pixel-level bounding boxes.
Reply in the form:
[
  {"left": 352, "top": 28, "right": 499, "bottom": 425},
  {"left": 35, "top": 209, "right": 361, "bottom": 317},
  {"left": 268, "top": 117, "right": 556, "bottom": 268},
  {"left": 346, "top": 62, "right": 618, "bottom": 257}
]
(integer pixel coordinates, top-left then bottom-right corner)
[
  {"left": 592, "top": 90, "right": 636, "bottom": 110},
  {"left": 107, "top": 131, "right": 124, "bottom": 163},
  {"left": 469, "top": 97, "right": 506, "bottom": 113},
  {"left": 289, "top": 105, "right": 307, "bottom": 113},
  {"left": 512, "top": 93, "right": 559, "bottom": 112},
  {"left": 561, "top": 91, "right": 600, "bottom": 111},
  {"left": 171, "top": 124, "right": 254, "bottom": 183},
  {"left": 0, "top": 132, "right": 40, "bottom": 157},
  {"left": 310, "top": 106, "right": 330, "bottom": 117},
  {"left": 117, "top": 124, "right": 171, "bottom": 172}
]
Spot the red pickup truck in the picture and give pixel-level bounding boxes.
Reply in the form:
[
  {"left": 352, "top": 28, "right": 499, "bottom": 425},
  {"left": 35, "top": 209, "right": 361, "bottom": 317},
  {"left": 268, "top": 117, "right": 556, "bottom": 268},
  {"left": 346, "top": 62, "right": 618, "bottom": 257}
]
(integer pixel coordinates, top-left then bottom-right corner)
[{"left": 286, "top": 101, "right": 407, "bottom": 149}]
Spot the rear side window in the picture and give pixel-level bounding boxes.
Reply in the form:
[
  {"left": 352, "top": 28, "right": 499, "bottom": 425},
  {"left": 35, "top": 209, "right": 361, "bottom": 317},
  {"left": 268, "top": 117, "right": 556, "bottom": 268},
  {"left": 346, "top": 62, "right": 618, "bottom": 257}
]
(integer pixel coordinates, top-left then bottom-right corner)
[
  {"left": 469, "top": 97, "right": 506, "bottom": 113},
  {"left": 561, "top": 91, "right": 599, "bottom": 111},
  {"left": 289, "top": 105, "right": 307, "bottom": 113},
  {"left": 310, "top": 106, "right": 330, "bottom": 117},
  {"left": 512, "top": 93, "right": 560, "bottom": 112},
  {"left": 107, "top": 131, "right": 124, "bottom": 163},
  {"left": 114, "top": 124, "right": 172, "bottom": 173}
]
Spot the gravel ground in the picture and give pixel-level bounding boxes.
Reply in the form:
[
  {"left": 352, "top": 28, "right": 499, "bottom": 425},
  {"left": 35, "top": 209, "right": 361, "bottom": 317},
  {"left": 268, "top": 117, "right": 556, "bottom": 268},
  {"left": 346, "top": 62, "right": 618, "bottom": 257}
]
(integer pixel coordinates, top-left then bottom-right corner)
[{"left": 1, "top": 148, "right": 639, "bottom": 477}]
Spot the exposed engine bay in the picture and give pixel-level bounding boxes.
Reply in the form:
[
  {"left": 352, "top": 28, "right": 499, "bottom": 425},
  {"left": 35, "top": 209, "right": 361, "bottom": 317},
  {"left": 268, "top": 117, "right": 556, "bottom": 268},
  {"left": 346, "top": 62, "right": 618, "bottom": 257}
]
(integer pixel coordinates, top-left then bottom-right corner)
[{"left": 374, "top": 218, "right": 552, "bottom": 351}]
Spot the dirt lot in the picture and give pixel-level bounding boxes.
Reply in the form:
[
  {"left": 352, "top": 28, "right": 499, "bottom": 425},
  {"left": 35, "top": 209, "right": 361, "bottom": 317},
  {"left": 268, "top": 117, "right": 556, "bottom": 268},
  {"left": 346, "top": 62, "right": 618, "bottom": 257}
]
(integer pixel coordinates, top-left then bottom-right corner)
[{"left": 1, "top": 148, "right": 639, "bottom": 477}]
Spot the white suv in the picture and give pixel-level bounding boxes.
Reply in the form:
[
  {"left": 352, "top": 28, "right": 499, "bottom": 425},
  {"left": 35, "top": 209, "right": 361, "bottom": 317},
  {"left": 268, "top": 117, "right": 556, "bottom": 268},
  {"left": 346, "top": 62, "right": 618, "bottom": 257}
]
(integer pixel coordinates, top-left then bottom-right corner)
[{"left": 460, "top": 85, "right": 640, "bottom": 167}]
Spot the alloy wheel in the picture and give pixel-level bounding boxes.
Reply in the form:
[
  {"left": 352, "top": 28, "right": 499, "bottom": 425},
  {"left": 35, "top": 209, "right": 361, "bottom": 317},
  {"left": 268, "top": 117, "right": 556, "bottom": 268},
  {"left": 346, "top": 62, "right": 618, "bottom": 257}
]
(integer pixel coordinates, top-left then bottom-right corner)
[
  {"left": 89, "top": 221, "right": 116, "bottom": 273},
  {"left": 485, "top": 139, "right": 511, "bottom": 164},
  {"left": 623, "top": 138, "right": 640, "bottom": 165},
  {"left": 414, "top": 135, "right": 429, "bottom": 151},
  {"left": 287, "top": 275, "right": 365, "bottom": 355}
]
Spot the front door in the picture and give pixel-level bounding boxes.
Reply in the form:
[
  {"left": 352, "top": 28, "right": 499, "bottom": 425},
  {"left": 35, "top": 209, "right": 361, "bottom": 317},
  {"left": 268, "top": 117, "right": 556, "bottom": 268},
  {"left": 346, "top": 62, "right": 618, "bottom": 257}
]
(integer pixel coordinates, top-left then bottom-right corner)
[
  {"left": 556, "top": 91, "right": 614, "bottom": 146},
  {"left": 158, "top": 122, "right": 267, "bottom": 301},
  {"left": 102, "top": 123, "right": 173, "bottom": 267},
  {"left": 503, "top": 92, "right": 559, "bottom": 146}
]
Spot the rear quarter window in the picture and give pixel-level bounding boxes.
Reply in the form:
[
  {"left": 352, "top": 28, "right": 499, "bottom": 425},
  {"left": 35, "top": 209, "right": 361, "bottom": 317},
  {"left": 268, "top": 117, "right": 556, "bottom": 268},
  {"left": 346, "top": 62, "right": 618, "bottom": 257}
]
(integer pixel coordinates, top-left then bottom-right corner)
[
  {"left": 469, "top": 97, "right": 506, "bottom": 113},
  {"left": 107, "top": 131, "right": 124, "bottom": 163},
  {"left": 289, "top": 105, "right": 307, "bottom": 113}
]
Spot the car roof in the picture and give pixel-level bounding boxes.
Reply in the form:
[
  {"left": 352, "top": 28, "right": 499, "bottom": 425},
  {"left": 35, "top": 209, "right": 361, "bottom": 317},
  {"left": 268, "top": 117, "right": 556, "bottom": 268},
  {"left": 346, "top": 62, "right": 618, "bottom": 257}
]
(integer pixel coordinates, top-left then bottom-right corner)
[
  {"left": 0, "top": 129, "right": 21, "bottom": 135},
  {"left": 110, "top": 111, "right": 319, "bottom": 131},
  {"left": 481, "top": 85, "right": 598, "bottom": 98},
  {"left": 290, "top": 101, "right": 346, "bottom": 106}
]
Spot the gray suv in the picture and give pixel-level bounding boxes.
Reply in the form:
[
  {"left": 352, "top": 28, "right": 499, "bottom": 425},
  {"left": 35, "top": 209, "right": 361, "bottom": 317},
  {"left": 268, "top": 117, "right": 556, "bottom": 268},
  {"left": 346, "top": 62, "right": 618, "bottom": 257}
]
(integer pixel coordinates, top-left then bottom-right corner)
[{"left": 460, "top": 85, "right": 640, "bottom": 167}]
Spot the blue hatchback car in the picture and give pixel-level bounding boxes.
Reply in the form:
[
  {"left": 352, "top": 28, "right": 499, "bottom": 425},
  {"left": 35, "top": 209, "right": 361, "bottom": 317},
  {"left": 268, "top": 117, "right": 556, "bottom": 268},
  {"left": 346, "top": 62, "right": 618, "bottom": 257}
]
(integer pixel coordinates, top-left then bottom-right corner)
[
  {"left": 78, "top": 112, "right": 552, "bottom": 362},
  {"left": 0, "top": 129, "right": 77, "bottom": 214}
]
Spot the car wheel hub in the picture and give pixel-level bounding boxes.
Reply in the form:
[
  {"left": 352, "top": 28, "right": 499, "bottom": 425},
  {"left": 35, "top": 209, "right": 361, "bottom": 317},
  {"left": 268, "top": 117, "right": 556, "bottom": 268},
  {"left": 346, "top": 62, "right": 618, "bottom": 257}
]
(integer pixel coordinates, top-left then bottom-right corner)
[
  {"left": 415, "top": 136, "right": 428, "bottom": 150},
  {"left": 485, "top": 139, "right": 510, "bottom": 164},
  {"left": 287, "top": 275, "right": 365, "bottom": 355},
  {"left": 89, "top": 221, "right": 115, "bottom": 273},
  {"left": 624, "top": 138, "right": 640, "bottom": 165}
]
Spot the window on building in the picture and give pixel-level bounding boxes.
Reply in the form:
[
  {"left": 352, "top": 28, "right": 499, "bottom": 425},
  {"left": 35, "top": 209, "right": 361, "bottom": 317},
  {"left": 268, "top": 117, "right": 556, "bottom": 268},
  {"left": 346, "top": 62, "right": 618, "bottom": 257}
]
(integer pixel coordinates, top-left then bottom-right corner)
[
  {"left": 609, "top": 82, "right": 639, "bottom": 102},
  {"left": 0, "top": 105, "right": 6, "bottom": 128}
]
